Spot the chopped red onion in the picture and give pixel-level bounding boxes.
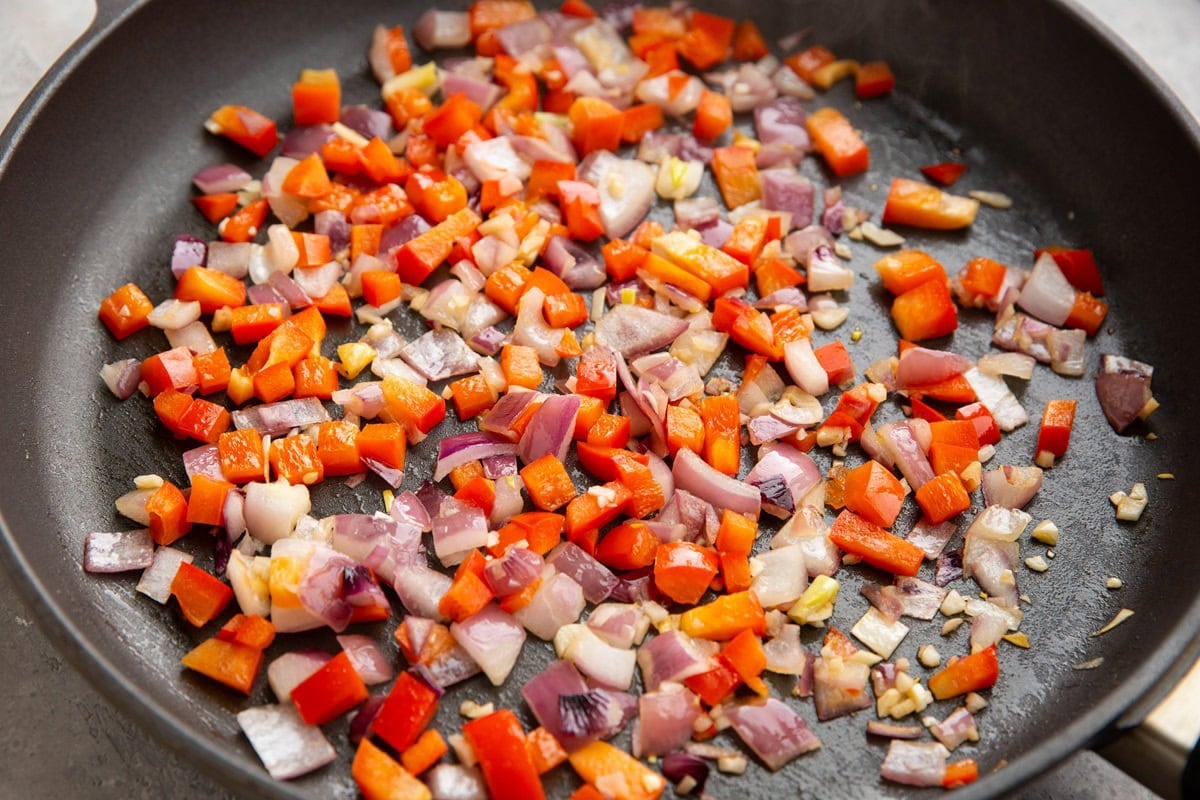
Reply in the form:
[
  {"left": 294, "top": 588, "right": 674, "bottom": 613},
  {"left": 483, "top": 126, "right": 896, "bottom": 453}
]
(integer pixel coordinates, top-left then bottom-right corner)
[
  {"left": 805, "top": 243, "right": 854, "bottom": 292},
  {"left": 390, "top": 490, "right": 432, "bottom": 532},
  {"left": 822, "top": 186, "right": 846, "bottom": 235},
  {"left": 496, "top": 16, "right": 551, "bottom": 55},
  {"left": 881, "top": 740, "right": 950, "bottom": 787},
  {"left": 931, "top": 707, "right": 978, "bottom": 750},
  {"left": 543, "top": 236, "right": 606, "bottom": 290},
  {"left": 393, "top": 565, "right": 453, "bottom": 621},
  {"left": 876, "top": 421, "right": 936, "bottom": 490},
  {"left": 337, "top": 634, "right": 394, "bottom": 686},
  {"left": 1046, "top": 327, "right": 1086, "bottom": 377},
  {"left": 237, "top": 703, "right": 337, "bottom": 781},
  {"left": 725, "top": 698, "right": 822, "bottom": 770},
  {"left": 963, "top": 536, "right": 1020, "bottom": 609},
  {"left": 433, "top": 497, "right": 489, "bottom": 566},
  {"left": 587, "top": 603, "right": 647, "bottom": 650},
  {"left": 340, "top": 105, "right": 392, "bottom": 141},
  {"left": 595, "top": 304, "right": 690, "bottom": 359},
  {"left": 905, "top": 516, "right": 957, "bottom": 560},
  {"left": 784, "top": 338, "right": 829, "bottom": 396},
  {"left": 243, "top": 481, "right": 311, "bottom": 545},
  {"left": 763, "top": 624, "right": 808, "bottom": 675},
  {"left": 291, "top": 261, "right": 340, "bottom": 301},
  {"left": 773, "top": 62, "right": 816, "bottom": 98},
  {"left": 546, "top": 542, "right": 619, "bottom": 604},
  {"left": 661, "top": 753, "right": 710, "bottom": 795},
  {"left": 992, "top": 308, "right": 1054, "bottom": 363},
  {"left": 99, "top": 359, "right": 142, "bottom": 400},
  {"left": 514, "top": 571, "right": 586, "bottom": 640},
  {"left": 268, "top": 650, "right": 332, "bottom": 701},
  {"left": 785, "top": 225, "right": 834, "bottom": 264},
  {"left": 890, "top": 576, "right": 948, "bottom": 620},
  {"left": 751, "top": 545, "right": 809, "bottom": 609},
  {"left": 896, "top": 346, "right": 972, "bottom": 388},
  {"left": 969, "top": 602, "right": 1011, "bottom": 652},
  {"left": 192, "top": 162, "right": 252, "bottom": 194},
  {"left": 232, "top": 397, "right": 330, "bottom": 435},
  {"left": 246, "top": 284, "right": 286, "bottom": 306},
  {"left": 755, "top": 96, "right": 809, "bottom": 147},
  {"left": 171, "top": 234, "right": 207, "bottom": 277},
  {"left": 450, "top": 603, "right": 526, "bottom": 686},
  {"left": 935, "top": 548, "right": 964, "bottom": 586},
  {"left": 813, "top": 629, "right": 873, "bottom": 721},
  {"left": 559, "top": 690, "right": 621, "bottom": 743},
  {"left": 480, "top": 391, "right": 539, "bottom": 440},
  {"left": 513, "top": 287, "right": 567, "bottom": 366},
  {"left": 1096, "top": 353, "right": 1155, "bottom": 433},
  {"left": 481, "top": 453, "right": 518, "bottom": 479},
  {"left": 84, "top": 529, "right": 154, "bottom": 573},
  {"left": 311, "top": 210, "right": 349, "bottom": 256},
  {"left": 672, "top": 448, "right": 761, "bottom": 517},
  {"left": 484, "top": 548, "right": 544, "bottom": 597},
  {"left": 963, "top": 366, "right": 1026, "bottom": 431},
  {"left": 747, "top": 443, "right": 821, "bottom": 518},
  {"left": 634, "top": 687, "right": 701, "bottom": 758},
  {"left": 296, "top": 546, "right": 357, "bottom": 632},
  {"left": 761, "top": 169, "right": 815, "bottom": 229},
  {"left": 518, "top": 393, "right": 580, "bottom": 464},
  {"left": 261, "top": 156, "right": 308, "bottom": 228},
  {"left": 333, "top": 381, "right": 386, "bottom": 420},
  {"left": 181, "top": 443, "right": 222, "bottom": 483},
  {"left": 867, "top": 720, "right": 925, "bottom": 740},
  {"left": 435, "top": 432, "right": 519, "bottom": 482},
  {"left": 557, "top": 624, "right": 637, "bottom": 690},
  {"left": 674, "top": 196, "right": 721, "bottom": 229},
  {"left": 522, "top": 660, "right": 590, "bottom": 747},
  {"left": 413, "top": 9, "right": 472, "bottom": 50},
  {"left": 637, "top": 630, "right": 714, "bottom": 691},
  {"left": 636, "top": 71, "right": 704, "bottom": 116},
  {"left": 136, "top": 546, "right": 192, "bottom": 603},
  {"left": 610, "top": 572, "right": 655, "bottom": 603},
  {"left": 348, "top": 694, "right": 386, "bottom": 745},
  {"left": 1017, "top": 251, "right": 1075, "bottom": 326},
  {"left": 981, "top": 464, "right": 1044, "bottom": 509},
  {"left": 399, "top": 329, "right": 481, "bottom": 382},
  {"left": 577, "top": 152, "right": 656, "bottom": 239},
  {"left": 281, "top": 123, "right": 335, "bottom": 158}
]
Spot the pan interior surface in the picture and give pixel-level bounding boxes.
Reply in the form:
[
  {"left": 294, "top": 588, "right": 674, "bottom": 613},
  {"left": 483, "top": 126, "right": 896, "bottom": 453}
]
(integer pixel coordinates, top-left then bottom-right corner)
[{"left": 0, "top": 1, "right": 1197, "bottom": 798}]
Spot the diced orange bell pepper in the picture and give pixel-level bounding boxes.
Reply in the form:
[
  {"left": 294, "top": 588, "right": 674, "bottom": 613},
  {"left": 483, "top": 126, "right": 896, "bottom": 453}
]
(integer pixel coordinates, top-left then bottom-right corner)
[
  {"left": 678, "top": 590, "right": 766, "bottom": 640},
  {"left": 806, "top": 107, "right": 869, "bottom": 177},
  {"left": 829, "top": 509, "right": 925, "bottom": 576},
  {"left": 842, "top": 460, "right": 906, "bottom": 528},
  {"left": 890, "top": 277, "right": 958, "bottom": 342},
  {"left": 282, "top": 152, "right": 332, "bottom": 198},
  {"left": 207, "top": 105, "right": 278, "bottom": 157},
  {"left": 181, "top": 637, "right": 263, "bottom": 695},
  {"left": 914, "top": 471, "right": 971, "bottom": 524},
  {"left": 175, "top": 266, "right": 246, "bottom": 313},
  {"left": 170, "top": 562, "right": 232, "bottom": 626},
  {"left": 882, "top": 177, "right": 980, "bottom": 230},
  {"left": 98, "top": 283, "right": 154, "bottom": 339},
  {"left": 928, "top": 645, "right": 1000, "bottom": 700},
  {"left": 353, "top": 738, "right": 431, "bottom": 800},
  {"left": 874, "top": 250, "right": 947, "bottom": 296},
  {"left": 711, "top": 145, "right": 761, "bottom": 209},
  {"left": 855, "top": 61, "right": 895, "bottom": 99},
  {"left": 568, "top": 741, "right": 663, "bottom": 800},
  {"left": 654, "top": 541, "right": 719, "bottom": 605},
  {"left": 146, "top": 480, "right": 190, "bottom": 545},
  {"left": 1035, "top": 398, "right": 1077, "bottom": 466}
]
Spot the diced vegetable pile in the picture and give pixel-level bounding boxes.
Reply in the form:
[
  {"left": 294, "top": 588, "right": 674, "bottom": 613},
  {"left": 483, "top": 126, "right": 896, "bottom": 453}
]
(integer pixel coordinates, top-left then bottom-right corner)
[{"left": 87, "top": 1, "right": 1161, "bottom": 797}]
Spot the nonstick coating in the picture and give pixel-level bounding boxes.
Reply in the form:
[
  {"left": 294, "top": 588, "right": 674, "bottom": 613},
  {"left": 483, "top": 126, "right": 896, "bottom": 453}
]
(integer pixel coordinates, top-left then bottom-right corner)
[{"left": 1, "top": 0, "right": 1198, "bottom": 798}]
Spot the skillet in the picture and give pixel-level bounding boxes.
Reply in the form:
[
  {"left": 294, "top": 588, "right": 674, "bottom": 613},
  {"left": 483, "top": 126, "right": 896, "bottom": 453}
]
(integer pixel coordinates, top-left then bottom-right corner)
[{"left": 1, "top": 0, "right": 1199, "bottom": 797}]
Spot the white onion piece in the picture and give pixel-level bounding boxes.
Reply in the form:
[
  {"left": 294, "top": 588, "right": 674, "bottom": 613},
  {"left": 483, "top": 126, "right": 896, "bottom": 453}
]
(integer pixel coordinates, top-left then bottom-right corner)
[
  {"left": 980, "top": 465, "right": 1043, "bottom": 509},
  {"left": 637, "top": 630, "right": 715, "bottom": 691},
  {"left": 413, "top": 9, "right": 472, "bottom": 50},
  {"left": 236, "top": 704, "right": 337, "bottom": 781},
  {"left": 136, "top": 546, "right": 193, "bottom": 604},
  {"left": 267, "top": 650, "right": 331, "bottom": 701},
  {"left": 880, "top": 740, "right": 949, "bottom": 788},
  {"left": 965, "top": 504, "right": 1032, "bottom": 542},
  {"left": 261, "top": 157, "right": 308, "bottom": 230},
  {"left": 763, "top": 624, "right": 808, "bottom": 675},
  {"left": 115, "top": 487, "right": 154, "bottom": 526},
  {"left": 554, "top": 623, "right": 637, "bottom": 690},
  {"left": 963, "top": 367, "right": 1028, "bottom": 431},
  {"left": 806, "top": 244, "right": 854, "bottom": 292},
  {"left": 227, "top": 550, "right": 270, "bottom": 617},
  {"left": 425, "top": 764, "right": 488, "bottom": 800},
  {"left": 784, "top": 338, "right": 829, "bottom": 396},
  {"left": 84, "top": 530, "right": 154, "bottom": 573},
  {"left": 977, "top": 351, "right": 1036, "bottom": 380},
  {"left": 1016, "top": 252, "right": 1074, "bottom": 326},
  {"left": 243, "top": 482, "right": 311, "bottom": 544},
  {"left": 266, "top": 223, "right": 300, "bottom": 275},
  {"left": 751, "top": 545, "right": 809, "bottom": 609},
  {"left": 393, "top": 566, "right": 453, "bottom": 621},
  {"left": 850, "top": 607, "right": 910, "bottom": 659},
  {"left": 451, "top": 604, "right": 526, "bottom": 686},
  {"left": 586, "top": 603, "right": 648, "bottom": 650},
  {"left": 895, "top": 347, "right": 972, "bottom": 388},
  {"left": 99, "top": 359, "right": 142, "bottom": 400},
  {"left": 464, "top": 136, "right": 531, "bottom": 183},
  {"left": 513, "top": 287, "right": 565, "bottom": 366},
  {"left": 512, "top": 571, "right": 586, "bottom": 640},
  {"left": 292, "top": 262, "right": 341, "bottom": 300},
  {"left": 147, "top": 299, "right": 202, "bottom": 331},
  {"left": 269, "top": 538, "right": 326, "bottom": 634},
  {"left": 165, "top": 321, "right": 218, "bottom": 354},
  {"left": 580, "top": 152, "right": 656, "bottom": 239},
  {"left": 636, "top": 71, "right": 704, "bottom": 116},
  {"left": 969, "top": 604, "right": 1011, "bottom": 653}
]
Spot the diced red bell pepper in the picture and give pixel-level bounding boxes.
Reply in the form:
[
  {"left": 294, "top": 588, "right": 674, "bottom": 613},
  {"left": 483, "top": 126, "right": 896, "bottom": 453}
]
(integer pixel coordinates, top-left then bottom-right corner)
[
  {"left": 291, "top": 651, "right": 370, "bottom": 726},
  {"left": 462, "top": 709, "right": 545, "bottom": 800},
  {"left": 371, "top": 669, "right": 441, "bottom": 752}
]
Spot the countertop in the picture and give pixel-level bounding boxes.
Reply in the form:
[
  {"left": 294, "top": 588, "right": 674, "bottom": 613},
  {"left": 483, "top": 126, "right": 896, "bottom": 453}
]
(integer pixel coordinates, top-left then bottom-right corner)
[{"left": 1, "top": 0, "right": 1197, "bottom": 798}]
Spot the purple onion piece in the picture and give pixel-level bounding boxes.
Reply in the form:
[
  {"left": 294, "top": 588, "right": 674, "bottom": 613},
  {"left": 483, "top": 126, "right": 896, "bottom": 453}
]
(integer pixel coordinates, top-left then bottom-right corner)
[
  {"left": 936, "top": 548, "right": 965, "bottom": 586},
  {"left": 349, "top": 694, "right": 386, "bottom": 744},
  {"left": 481, "top": 453, "right": 518, "bottom": 479},
  {"left": 231, "top": 397, "right": 330, "bottom": 436},
  {"left": 362, "top": 457, "right": 404, "bottom": 489},
  {"left": 281, "top": 124, "right": 336, "bottom": 158},
  {"left": 314, "top": 210, "right": 351, "bottom": 254},
  {"left": 661, "top": 753, "right": 710, "bottom": 794},
  {"left": 416, "top": 480, "right": 449, "bottom": 519},
  {"left": 100, "top": 359, "right": 142, "bottom": 400},
  {"left": 213, "top": 531, "right": 233, "bottom": 577},
  {"left": 246, "top": 283, "right": 287, "bottom": 306},
  {"left": 559, "top": 690, "right": 614, "bottom": 739},
  {"left": 340, "top": 105, "right": 392, "bottom": 141},
  {"left": 84, "top": 530, "right": 154, "bottom": 573},
  {"left": 192, "top": 163, "right": 252, "bottom": 194},
  {"left": 171, "top": 234, "right": 207, "bottom": 277},
  {"left": 547, "top": 542, "right": 620, "bottom": 604},
  {"left": 434, "top": 432, "right": 520, "bottom": 482}
]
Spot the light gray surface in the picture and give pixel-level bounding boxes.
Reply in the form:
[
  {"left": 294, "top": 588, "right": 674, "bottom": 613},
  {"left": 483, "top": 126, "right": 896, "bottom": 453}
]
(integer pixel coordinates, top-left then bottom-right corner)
[{"left": 0, "top": 1, "right": 1194, "bottom": 798}]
